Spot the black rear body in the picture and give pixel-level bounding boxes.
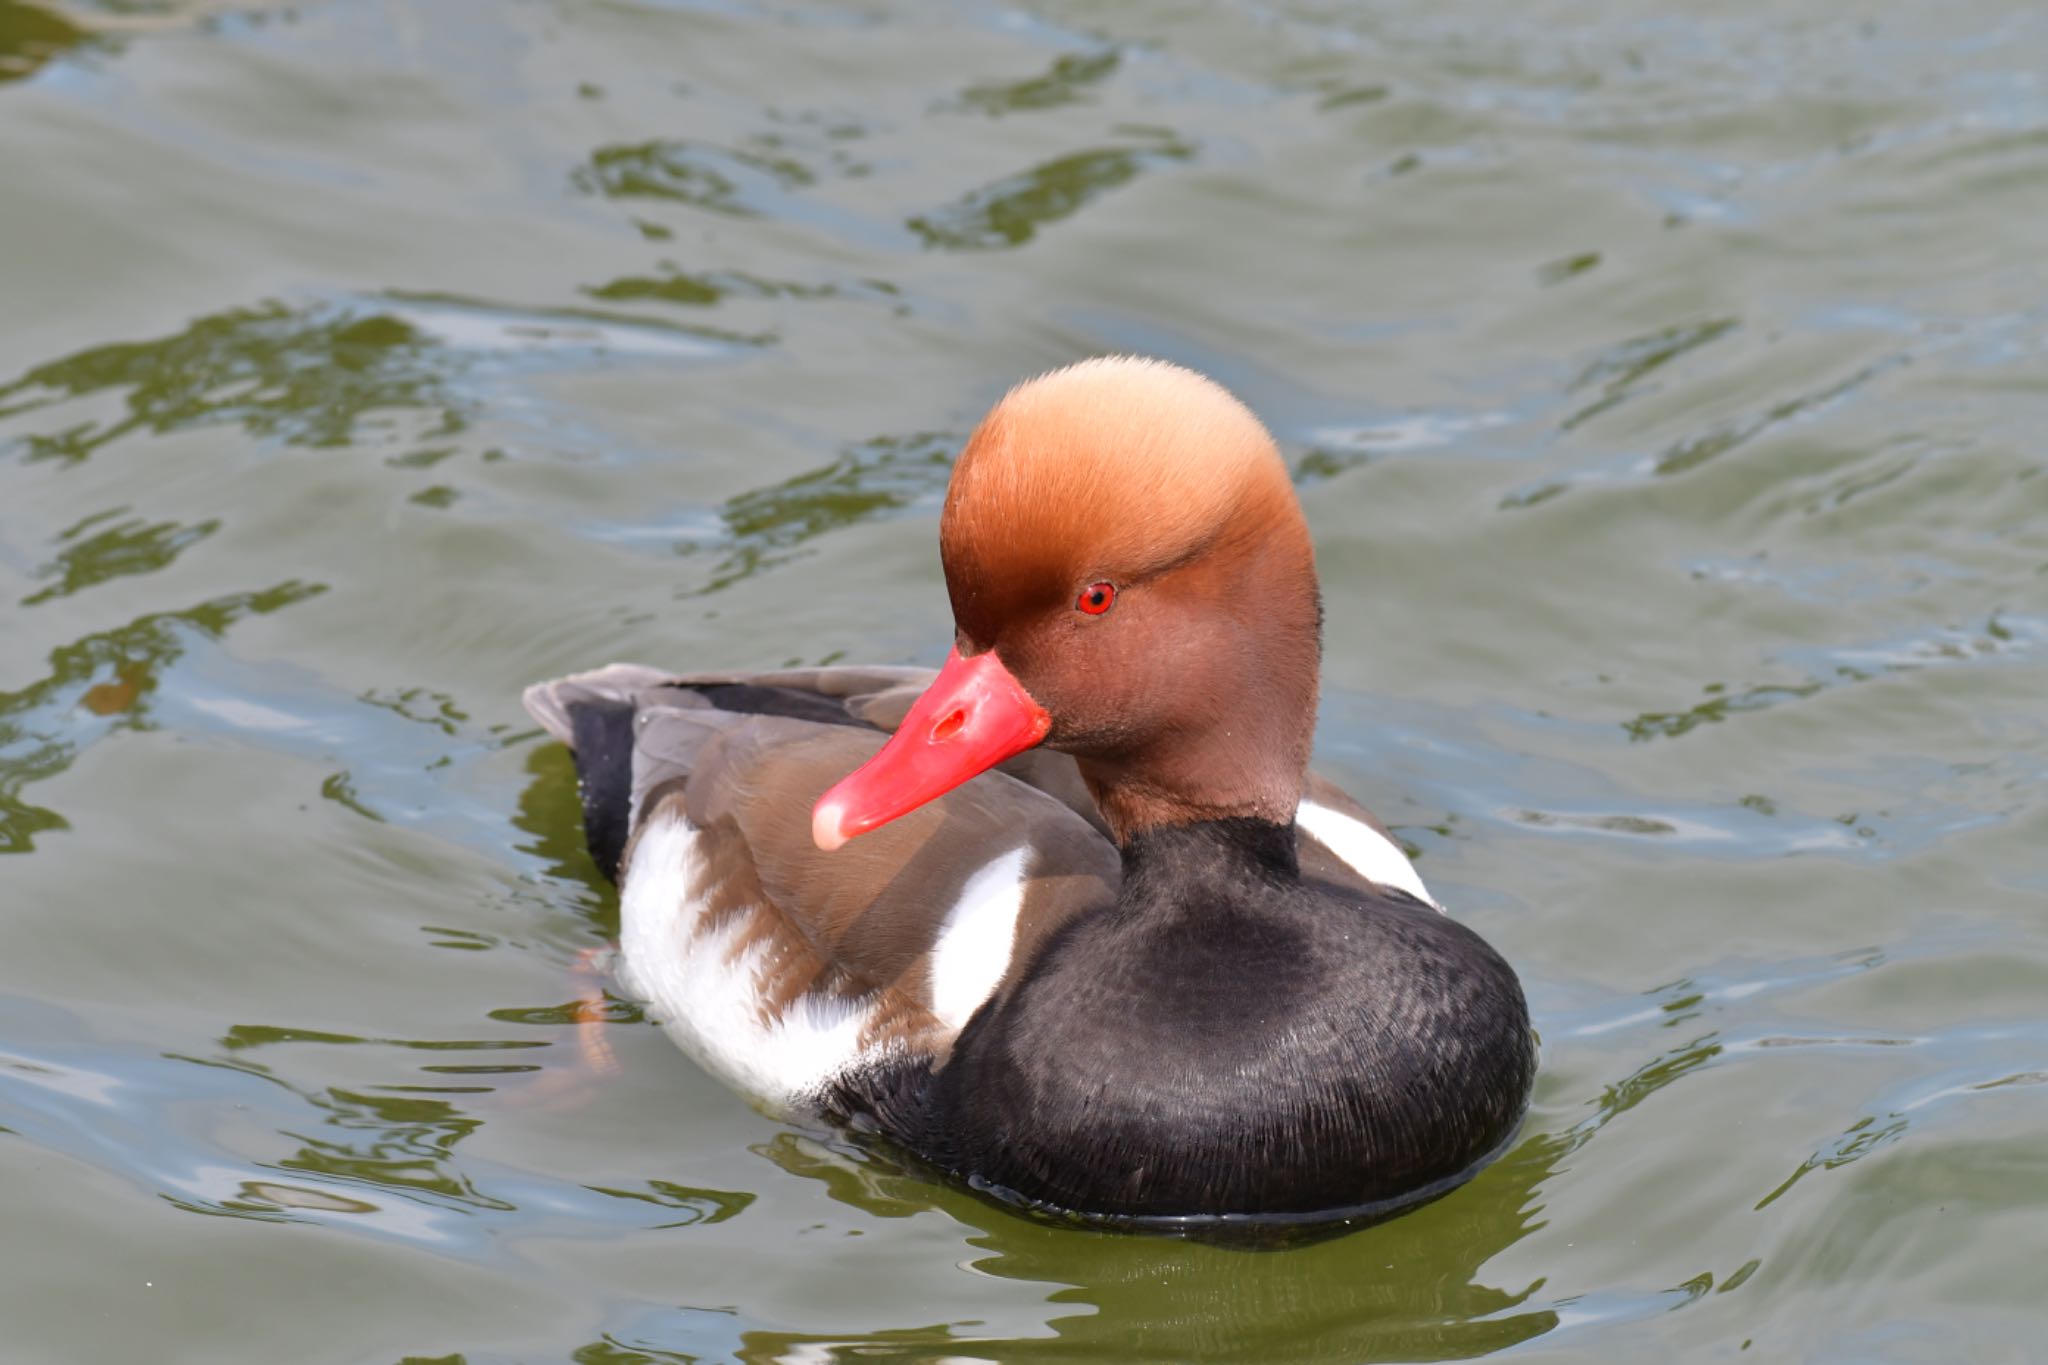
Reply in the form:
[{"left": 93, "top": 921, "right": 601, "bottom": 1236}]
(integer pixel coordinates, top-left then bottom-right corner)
[{"left": 835, "top": 819, "right": 1536, "bottom": 1229}]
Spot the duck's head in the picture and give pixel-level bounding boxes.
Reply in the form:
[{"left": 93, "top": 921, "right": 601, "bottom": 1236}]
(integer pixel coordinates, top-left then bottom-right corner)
[{"left": 813, "top": 357, "right": 1320, "bottom": 850}]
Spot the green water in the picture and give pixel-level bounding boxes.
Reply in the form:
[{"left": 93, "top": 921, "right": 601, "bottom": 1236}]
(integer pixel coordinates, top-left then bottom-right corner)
[{"left": 4, "top": 2, "right": 2046, "bottom": 1361}]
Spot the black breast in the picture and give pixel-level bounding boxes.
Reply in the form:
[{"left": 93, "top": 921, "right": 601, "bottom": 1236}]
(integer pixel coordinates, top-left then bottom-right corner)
[{"left": 853, "top": 819, "right": 1536, "bottom": 1227}]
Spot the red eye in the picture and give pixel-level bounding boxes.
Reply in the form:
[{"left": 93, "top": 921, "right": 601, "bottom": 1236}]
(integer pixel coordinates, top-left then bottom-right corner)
[{"left": 1077, "top": 581, "right": 1115, "bottom": 616}]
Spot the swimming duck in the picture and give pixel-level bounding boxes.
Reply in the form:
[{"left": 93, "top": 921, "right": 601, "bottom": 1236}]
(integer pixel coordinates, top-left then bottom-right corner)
[{"left": 525, "top": 357, "right": 1535, "bottom": 1229}]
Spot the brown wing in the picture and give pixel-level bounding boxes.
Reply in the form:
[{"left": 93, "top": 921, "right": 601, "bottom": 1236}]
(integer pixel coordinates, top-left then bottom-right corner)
[{"left": 527, "top": 664, "right": 1120, "bottom": 1034}]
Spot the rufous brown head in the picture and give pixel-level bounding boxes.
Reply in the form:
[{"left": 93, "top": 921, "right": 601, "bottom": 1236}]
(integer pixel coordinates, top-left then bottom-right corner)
[{"left": 814, "top": 357, "right": 1321, "bottom": 849}]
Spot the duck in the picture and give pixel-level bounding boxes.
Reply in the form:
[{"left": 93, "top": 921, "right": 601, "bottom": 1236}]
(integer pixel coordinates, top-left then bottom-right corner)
[{"left": 524, "top": 356, "right": 1535, "bottom": 1231}]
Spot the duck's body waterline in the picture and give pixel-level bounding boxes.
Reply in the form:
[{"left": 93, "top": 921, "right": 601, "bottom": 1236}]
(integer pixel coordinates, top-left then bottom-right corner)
[{"left": 526, "top": 357, "right": 1536, "bottom": 1226}]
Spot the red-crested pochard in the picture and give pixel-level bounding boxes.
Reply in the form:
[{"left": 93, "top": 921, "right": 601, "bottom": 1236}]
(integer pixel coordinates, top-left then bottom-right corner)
[{"left": 525, "top": 357, "right": 1535, "bottom": 1231}]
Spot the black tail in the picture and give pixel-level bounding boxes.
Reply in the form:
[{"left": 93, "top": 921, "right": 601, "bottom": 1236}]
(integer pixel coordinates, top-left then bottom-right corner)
[
  {"left": 563, "top": 697, "right": 636, "bottom": 881},
  {"left": 524, "top": 665, "right": 674, "bottom": 883}
]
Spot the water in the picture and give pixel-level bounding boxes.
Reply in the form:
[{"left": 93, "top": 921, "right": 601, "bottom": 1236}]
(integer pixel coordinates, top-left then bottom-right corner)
[{"left": 3, "top": 1, "right": 2046, "bottom": 1360}]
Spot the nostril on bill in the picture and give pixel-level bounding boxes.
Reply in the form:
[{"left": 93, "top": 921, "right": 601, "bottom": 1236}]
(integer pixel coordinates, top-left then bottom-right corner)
[{"left": 930, "top": 708, "right": 966, "bottom": 743}]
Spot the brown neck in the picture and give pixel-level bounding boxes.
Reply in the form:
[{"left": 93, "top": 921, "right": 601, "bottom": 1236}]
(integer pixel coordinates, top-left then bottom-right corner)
[
  {"left": 1076, "top": 641, "right": 1319, "bottom": 845},
  {"left": 1077, "top": 739, "right": 1307, "bottom": 844}
]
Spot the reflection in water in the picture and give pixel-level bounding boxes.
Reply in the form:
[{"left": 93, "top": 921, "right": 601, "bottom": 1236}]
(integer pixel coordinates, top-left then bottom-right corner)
[
  {"left": 359, "top": 685, "right": 473, "bottom": 739},
  {"left": 1754, "top": 1110, "right": 1909, "bottom": 1211},
  {"left": 0, "top": 583, "right": 326, "bottom": 852},
  {"left": 584, "top": 267, "right": 898, "bottom": 314},
  {"left": 1624, "top": 680, "right": 1826, "bottom": 743},
  {"left": 568, "top": 1319, "right": 753, "bottom": 1365},
  {"left": 952, "top": 48, "right": 1122, "bottom": 116},
  {"left": 0, "top": 305, "right": 466, "bottom": 465},
  {"left": 1560, "top": 317, "right": 1740, "bottom": 433},
  {"left": 1652, "top": 356, "right": 1904, "bottom": 479},
  {"left": 1624, "top": 611, "right": 2047, "bottom": 744},
  {"left": 204, "top": 1026, "right": 520, "bottom": 1217},
  {"left": 568, "top": 120, "right": 890, "bottom": 252},
  {"left": 579, "top": 1178, "right": 753, "bottom": 1230},
  {"left": 0, "top": 1, "right": 88, "bottom": 84},
  {"left": 186, "top": 1079, "right": 518, "bottom": 1216},
  {"left": 908, "top": 136, "right": 1195, "bottom": 251},
  {"left": 0, "top": 291, "right": 704, "bottom": 858},
  {"left": 743, "top": 1128, "right": 1558, "bottom": 1363},
  {"left": 513, "top": 744, "right": 615, "bottom": 932},
  {"left": 0, "top": 998, "right": 751, "bottom": 1254},
  {"left": 573, "top": 139, "right": 817, "bottom": 215},
  {"left": 1583, "top": 1032, "right": 1724, "bottom": 1132},
  {"left": 20, "top": 509, "right": 220, "bottom": 606},
  {"left": 686, "top": 431, "right": 957, "bottom": 593},
  {"left": 1512, "top": 324, "right": 1919, "bottom": 507}
]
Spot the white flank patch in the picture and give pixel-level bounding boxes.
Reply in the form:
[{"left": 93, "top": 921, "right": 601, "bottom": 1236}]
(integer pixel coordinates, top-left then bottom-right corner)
[
  {"left": 616, "top": 813, "right": 883, "bottom": 1113},
  {"left": 1296, "top": 799, "right": 1442, "bottom": 911},
  {"left": 927, "top": 845, "right": 1029, "bottom": 1031}
]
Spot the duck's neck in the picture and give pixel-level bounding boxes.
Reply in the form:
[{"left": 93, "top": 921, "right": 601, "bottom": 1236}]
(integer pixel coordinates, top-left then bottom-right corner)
[
  {"left": 1078, "top": 752, "right": 1306, "bottom": 843},
  {"left": 1074, "top": 687, "right": 1315, "bottom": 843},
  {"left": 1115, "top": 816, "right": 1301, "bottom": 908}
]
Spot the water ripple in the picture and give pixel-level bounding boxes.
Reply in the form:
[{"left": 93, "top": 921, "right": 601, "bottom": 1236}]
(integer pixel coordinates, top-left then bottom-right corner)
[{"left": 907, "top": 133, "right": 1196, "bottom": 251}]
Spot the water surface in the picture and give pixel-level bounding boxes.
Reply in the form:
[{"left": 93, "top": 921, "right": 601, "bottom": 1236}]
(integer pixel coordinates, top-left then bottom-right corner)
[{"left": 4, "top": 1, "right": 2047, "bottom": 1361}]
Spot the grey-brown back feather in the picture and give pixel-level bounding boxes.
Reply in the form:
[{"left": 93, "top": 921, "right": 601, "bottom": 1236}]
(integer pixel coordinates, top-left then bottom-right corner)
[{"left": 522, "top": 663, "right": 1123, "bottom": 1019}]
